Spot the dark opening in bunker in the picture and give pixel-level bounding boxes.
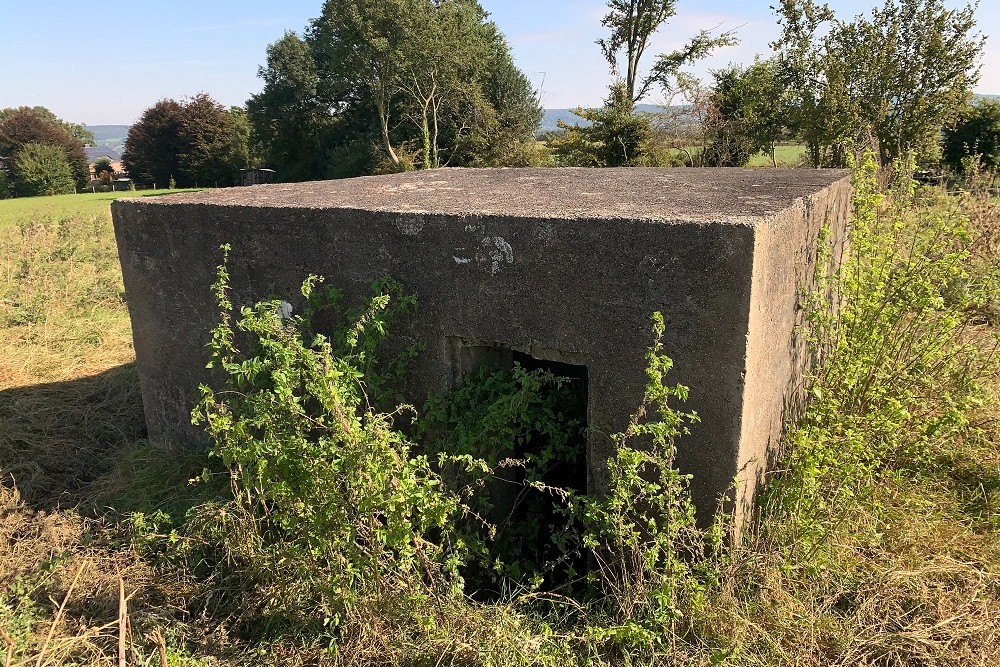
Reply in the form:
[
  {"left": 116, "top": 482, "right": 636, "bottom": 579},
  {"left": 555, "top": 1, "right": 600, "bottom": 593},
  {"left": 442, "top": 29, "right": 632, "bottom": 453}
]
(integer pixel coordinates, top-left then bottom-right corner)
[
  {"left": 510, "top": 349, "right": 589, "bottom": 498},
  {"left": 446, "top": 339, "right": 590, "bottom": 592}
]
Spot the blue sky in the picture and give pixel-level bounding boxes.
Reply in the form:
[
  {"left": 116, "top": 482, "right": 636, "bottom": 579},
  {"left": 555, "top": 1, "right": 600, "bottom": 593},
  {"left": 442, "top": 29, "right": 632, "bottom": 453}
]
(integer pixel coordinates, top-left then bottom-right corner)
[{"left": 1, "top": 0, "right": 997, "bottom": 125}]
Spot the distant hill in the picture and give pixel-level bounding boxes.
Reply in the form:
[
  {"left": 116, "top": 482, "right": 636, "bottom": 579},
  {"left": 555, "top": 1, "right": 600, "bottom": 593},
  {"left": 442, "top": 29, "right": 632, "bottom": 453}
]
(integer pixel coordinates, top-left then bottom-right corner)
[
  {"left": 86, "top": 125, "right": 130, "bottom": 153},
  {"left": 539, "top": 104, "right": 667, "bottom": 134}
]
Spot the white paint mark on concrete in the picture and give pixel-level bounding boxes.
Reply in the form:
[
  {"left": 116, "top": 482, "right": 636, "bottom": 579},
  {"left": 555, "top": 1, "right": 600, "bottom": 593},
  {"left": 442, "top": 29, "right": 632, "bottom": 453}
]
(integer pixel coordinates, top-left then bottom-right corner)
[
  {"left": 453, "top": 256, "right": 472, "bottom": 264},
  {"left": 396, "top": 214, "right": 425, "bottom": 235},
  {"left": 277, "top": 301, "right": 293, "bottom": 320},
  {"left": 476, "top": 236, "right": 514, "bottom": 276}
]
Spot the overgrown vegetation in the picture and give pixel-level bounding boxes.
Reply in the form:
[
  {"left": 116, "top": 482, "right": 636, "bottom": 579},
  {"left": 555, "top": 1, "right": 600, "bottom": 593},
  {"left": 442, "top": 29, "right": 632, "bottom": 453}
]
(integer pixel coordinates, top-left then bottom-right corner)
[{"left": 1, "top": 160, "right": 999, "bottom": 665}]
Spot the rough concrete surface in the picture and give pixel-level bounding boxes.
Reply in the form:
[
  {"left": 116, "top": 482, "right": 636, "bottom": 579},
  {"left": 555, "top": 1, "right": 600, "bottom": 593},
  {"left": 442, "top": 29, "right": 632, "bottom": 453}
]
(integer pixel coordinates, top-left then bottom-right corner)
[{"left": 112, "top": 167, "right": 851, "bottom": 524}]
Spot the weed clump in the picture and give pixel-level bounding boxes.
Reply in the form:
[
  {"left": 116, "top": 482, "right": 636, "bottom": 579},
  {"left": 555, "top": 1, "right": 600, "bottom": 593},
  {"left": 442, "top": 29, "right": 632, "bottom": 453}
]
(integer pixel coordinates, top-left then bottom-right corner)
[{"left": 181, "top": 252, "right": 473, "bottom": 631}]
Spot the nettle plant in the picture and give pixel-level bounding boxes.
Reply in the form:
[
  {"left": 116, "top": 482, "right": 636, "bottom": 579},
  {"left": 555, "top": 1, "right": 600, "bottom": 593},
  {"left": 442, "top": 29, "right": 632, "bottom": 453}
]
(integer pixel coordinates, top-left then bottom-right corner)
[{"left": 190, "top": 246, "right": 475, "bottom": 626}]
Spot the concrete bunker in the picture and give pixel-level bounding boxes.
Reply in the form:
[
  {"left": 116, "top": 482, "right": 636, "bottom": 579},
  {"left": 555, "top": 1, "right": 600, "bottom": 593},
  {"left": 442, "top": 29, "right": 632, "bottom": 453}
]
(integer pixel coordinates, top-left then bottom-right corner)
[{"left": 111, "top": 167, "right": 852, "bottom": 526}]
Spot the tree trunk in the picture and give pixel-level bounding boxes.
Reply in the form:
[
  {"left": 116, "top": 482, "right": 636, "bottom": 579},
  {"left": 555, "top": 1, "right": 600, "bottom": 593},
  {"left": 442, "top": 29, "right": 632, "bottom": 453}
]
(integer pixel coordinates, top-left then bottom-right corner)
[{"left": 376, "top": 98, "right": 401, "bottom": 167}]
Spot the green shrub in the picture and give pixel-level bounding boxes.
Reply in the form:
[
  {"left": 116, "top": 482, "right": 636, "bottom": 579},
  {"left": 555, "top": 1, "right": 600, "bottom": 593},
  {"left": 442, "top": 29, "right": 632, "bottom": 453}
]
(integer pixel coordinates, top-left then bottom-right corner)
[
  {"left": 13, "top": 142, "right": 76, "bottom": 196},
  {"left": 943, "top": 99, "right": 1000, "bottom": 175},
  {"left": 184, "top": 247, "right": 477, "bottom": 630},
  {"left": 767, "top": 154, "right": 999, "bottom": 557}
]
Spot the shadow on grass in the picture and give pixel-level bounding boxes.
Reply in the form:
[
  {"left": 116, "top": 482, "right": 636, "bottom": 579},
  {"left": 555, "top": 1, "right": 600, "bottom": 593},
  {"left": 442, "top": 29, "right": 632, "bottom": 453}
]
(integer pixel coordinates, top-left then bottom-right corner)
[{"left": 0, "top": 363, "right": 217, "bottom": 519}]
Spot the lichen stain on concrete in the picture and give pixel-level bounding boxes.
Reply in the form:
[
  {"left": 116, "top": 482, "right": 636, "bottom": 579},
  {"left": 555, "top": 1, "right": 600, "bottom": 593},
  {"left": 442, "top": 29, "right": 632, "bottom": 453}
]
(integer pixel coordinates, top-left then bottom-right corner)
[
  {"left": 535, "top": 222, "right": 556, "bottom": 243},
  {"left": 476, "top": 236, "right": 514, "bottom": 275},
  {"left": 395, "top": 214, "right": 425, "bottom": 235},
  {"left": 453, "top": 256, "right": 472, "bottom": 265}
]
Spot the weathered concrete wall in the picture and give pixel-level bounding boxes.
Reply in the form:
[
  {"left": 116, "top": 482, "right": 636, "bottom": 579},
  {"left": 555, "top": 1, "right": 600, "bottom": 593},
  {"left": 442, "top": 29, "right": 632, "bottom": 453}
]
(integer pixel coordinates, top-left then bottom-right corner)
[{"left": 112, "top": 167, "right": 851, "bottom": 522}]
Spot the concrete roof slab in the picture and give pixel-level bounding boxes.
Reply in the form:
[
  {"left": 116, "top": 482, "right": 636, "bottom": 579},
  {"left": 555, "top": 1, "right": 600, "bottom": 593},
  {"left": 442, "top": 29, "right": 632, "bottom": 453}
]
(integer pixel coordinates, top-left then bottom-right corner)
[{"left": 125, "top": 167, "right": 851, "bottom": 223}]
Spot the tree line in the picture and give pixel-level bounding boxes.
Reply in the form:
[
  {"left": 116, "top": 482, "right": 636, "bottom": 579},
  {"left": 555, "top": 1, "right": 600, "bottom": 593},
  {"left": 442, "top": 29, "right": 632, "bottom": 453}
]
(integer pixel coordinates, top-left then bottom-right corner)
[
  {"left": 551, "top": 0, "right": 994, "bottom": 174},
  {"left": 3, "top": 0, "right": 997, "bottom": 197},
  {"left": 123, "top": 0, "right": 543, "bottom": 187},
  {"left": 121, "top": 95, "right": 252, "bottom": 189}
]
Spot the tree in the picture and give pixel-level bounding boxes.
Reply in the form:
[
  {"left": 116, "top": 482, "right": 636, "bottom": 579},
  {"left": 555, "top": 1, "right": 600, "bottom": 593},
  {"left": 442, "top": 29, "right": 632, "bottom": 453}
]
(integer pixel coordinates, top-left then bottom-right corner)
[
  {"left": 551, "top": 82, "right": 656, "bottom": 167},
  {"left": 772, "top": 0, "right": 984, "bottom": 167},
  {"left": 93, "top": 157, "right": 114, "bottom": 178},
  {"left": 249, "top": 0, "right": 542, "bottom": 179},
  {"left": 0, "top": 108, "right": 89, "bottom": 188},
  {"left": 177, "top": 94, "right": 248, "bottom": 186},
  {"left": 436, "top": 28, "right": 545, "bottom": 167},
  {"left": 247, "top": 32, "right": 335, "bottom": 182},
  {"left": 598, "top": 0, "right": 736, "bottom": 105},
  {"left": 553, "top": 0, "right": 735, "bottom": 167},
  {"left": 122, "top": 99, "right": 185, "bottom": 188},
  {"left": 942, "top": 98, "right": 1000, "bottom": 174},
  {"left": 13, "top": 143, "right": 76, "bottom": 196},
  {"left": 124, "top": 96, "right": 251, "bottom": 187},
  {"left": 704, "top": 60, "right": 787, "bottom": 167},
  {"left": 227, "top": 106, "right": 258, "bottom": 173},
  {"left": 0, "top": 106, "right": 94, "bottom": 145}
]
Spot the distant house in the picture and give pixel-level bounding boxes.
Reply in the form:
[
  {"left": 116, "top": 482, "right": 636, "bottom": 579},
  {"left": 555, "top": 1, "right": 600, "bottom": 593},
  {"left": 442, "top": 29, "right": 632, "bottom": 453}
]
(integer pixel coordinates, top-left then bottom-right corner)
[{"left": 85, "top": 146, "right": 125, "bottom": 178}]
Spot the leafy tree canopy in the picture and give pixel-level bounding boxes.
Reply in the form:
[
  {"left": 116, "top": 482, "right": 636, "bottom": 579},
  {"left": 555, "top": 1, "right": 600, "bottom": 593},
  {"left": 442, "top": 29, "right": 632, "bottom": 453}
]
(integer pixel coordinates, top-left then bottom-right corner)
[
  {"left": 247, "top": 32, "right": 337, "bottom": 182},
  {"left": 772, "top": 0, "right": 984, "bottom": 167},
  {"left": 703, "top": 60, "right": 788, "bottom": 167},
  {"left": 93, "top": 157, "right": 114, "bottom": 176},
  {"left": 942, "top": 98, "right": 1000, "bottom": 174},
  {"left": 248, "top": 0, "right": 542, "bottom": 181},
  {"left": 123, "top": 95, "right": 254, "bottom": 188},
  {"left": 0, "top": 106, "right": 94, "bottom": 145},
  {"left": 12, "top": 142, "right": 76, "bottom": 197},
  {"left": 551, "top": 82, "right": 659, "bottom": 167},
  {"left": 0, "top": 108, "right": 90, "bottom": 189}
]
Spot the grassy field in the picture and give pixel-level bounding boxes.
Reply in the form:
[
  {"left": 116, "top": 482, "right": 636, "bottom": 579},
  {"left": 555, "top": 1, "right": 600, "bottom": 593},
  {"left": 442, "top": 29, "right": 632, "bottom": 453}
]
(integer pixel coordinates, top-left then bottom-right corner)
[
  {"left": 747, "top": 143, "right": 807, "bottom": 167},
  {"left": 0, "top": 189, "right": 199, "bottom": 227},
  {"left": 0, "top": 178, "right": 998, "bottom": 666}
]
